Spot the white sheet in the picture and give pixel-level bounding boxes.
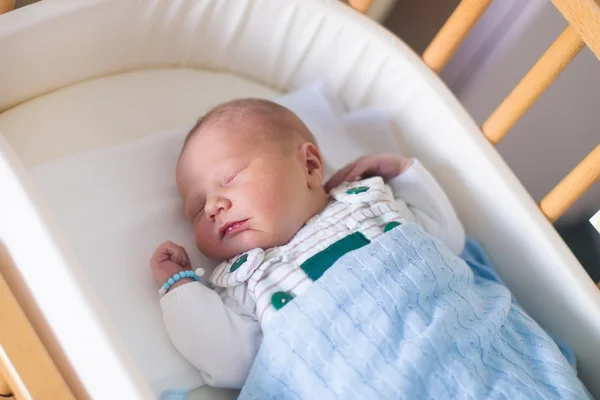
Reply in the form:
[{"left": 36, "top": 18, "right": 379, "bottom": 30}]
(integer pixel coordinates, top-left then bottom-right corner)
[{"left": 27, "top": 86, "right": 398, "bottom": 395}]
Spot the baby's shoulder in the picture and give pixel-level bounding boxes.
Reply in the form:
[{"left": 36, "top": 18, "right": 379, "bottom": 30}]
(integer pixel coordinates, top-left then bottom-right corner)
[{"left": 329, "top": 176, "right": 395, "bottom": 205}]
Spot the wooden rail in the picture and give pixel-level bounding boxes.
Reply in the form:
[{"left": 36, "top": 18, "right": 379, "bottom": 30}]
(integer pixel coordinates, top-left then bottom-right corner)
[
  {"left": 0, "top": 269, "right": 75, "bottom": 399},
  {"left": 541, "top": 145, "right": 600, "bottom": 222},
  {"left": 423, "top": 0, "right": 600, "bottom": 240},
  {"left": 0, "top": 0, "right": 15, "bottom": 15},
  {"left": 423, "top": 0, "right": 493, "bottom": 73},
  {"left": 348, "top": 0, "right": 375, "bottom": 14},
  {"left": 551, "top": 0, "right": 600, "bottom": 61},
  {"left": 481, "top": 26, "right": 585, "bottom": 144}
]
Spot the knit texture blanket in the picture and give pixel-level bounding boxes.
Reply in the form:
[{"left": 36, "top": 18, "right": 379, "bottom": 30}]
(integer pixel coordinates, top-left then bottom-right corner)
[{"left": 239, "top": 222, "right": 589, "bottom": 399}]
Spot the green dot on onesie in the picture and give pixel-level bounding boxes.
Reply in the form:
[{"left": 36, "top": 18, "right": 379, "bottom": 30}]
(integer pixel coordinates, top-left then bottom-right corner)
[
  {"left": 384, "top": 221, "right": 401, "bottom": 232},
  {"left": 271, "top": 291, "right": 295, "bottom": 310},
  {"left": 230, "top": 253, "right": 248, "bottom": 272},
  {"left": 346, "top": 186, "right": 369, "bottom": 195}
]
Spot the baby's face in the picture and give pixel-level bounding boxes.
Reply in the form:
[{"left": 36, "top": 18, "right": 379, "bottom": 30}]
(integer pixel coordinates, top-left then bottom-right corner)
[{"left": 177, "top": 122, "right": 324, "bottom": 260}]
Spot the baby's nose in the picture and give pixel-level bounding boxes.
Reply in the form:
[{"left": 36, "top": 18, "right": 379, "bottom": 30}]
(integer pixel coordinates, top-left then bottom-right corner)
[{"left": 205, "top": 196, "right": 231, "bottom": 220}]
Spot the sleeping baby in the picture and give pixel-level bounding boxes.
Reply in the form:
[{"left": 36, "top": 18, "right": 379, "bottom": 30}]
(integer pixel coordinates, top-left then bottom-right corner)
[{"left": 150, "top": 98, "right": 465, "bottom": 388}]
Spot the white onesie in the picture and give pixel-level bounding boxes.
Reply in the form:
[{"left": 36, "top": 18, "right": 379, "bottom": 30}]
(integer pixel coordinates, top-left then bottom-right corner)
[{"left": 160, "top": 160, "right": 465, "bottom": 388}]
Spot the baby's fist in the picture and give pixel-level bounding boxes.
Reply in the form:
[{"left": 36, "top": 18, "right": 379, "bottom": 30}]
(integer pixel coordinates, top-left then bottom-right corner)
[
  {"left": 325, "top": 154, "right": 413, "bottom": 191},
  {"left": 150, "top": 241, "right": 192, "bottom": 287}
]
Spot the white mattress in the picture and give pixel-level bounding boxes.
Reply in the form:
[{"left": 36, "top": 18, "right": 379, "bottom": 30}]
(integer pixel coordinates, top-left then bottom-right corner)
[
  {"left": 8, "top": 72, "right": 400, "bottom": 397},
  {"left": 1, "top": 0, "right": 599, "bottom": 398}
]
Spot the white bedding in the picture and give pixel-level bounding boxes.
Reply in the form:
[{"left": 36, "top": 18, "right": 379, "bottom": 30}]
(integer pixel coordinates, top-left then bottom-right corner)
[
  {"left": 1, "top": 0, "right": 599, "bottom": 397},
  {"left": 23, "top": 75, "right": 399, "bottom": 395}
]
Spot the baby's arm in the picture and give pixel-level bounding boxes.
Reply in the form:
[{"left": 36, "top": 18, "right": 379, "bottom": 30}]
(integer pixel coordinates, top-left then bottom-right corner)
[
  {"left": 161, "top": 284, "right": 262, "bottom": 388},
  {"left": 387, "top": 159, "right": 465, "bottom": 254},
  {"left": 326, "top": 155, "right": 465, "bottom": 254},
  {"left": 151, "top": 242, "right": 261, "bottom": 388}
]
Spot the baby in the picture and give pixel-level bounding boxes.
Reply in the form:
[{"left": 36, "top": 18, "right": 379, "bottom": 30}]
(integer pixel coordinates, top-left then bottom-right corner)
[{"left": 150, "top": 99, "right": 465, "bottom": 388}]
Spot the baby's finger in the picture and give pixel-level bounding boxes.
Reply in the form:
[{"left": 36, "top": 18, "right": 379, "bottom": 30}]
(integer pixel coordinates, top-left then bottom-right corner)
[
  {"left": 325, "top": 162, "right": 357, "bottom": 191},
  {"left": 151, "top": 243, "right": 173, "bottom": 264},
  {"left": 344, "top": 158, "right": 378, "bottom": 182},
  {"left": 175, "top": 245, "right": 191, "bottom": 268},
  {"left": 164, "top": 245, "right": 188, "bottom": 267}
]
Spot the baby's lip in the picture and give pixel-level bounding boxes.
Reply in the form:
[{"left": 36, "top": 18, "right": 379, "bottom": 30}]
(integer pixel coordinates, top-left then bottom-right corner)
[{"left": 219, "top": 219, "right": 249, "bottom": 239}]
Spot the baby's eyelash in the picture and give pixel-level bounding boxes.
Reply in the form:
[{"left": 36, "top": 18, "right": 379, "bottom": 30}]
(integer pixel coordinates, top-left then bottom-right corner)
[
  {"left": 194, "top": 205, "right": 205, "bottom": 220},
  {"left": 223, "top": 170, "right": 241, "bottom": 185},
  {"left": 224, "top": 164, "right": 249, "bottom": 185}
]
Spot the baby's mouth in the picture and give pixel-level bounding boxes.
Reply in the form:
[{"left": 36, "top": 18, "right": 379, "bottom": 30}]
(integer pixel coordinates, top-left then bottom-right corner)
[{"left": 219, "top": 219, "right": 249, "bottom": 239}]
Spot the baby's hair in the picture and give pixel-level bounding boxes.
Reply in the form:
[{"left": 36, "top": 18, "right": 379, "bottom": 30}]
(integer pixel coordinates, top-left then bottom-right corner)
[{"left": 181, "top": 98, "right": 316, "bottom": 154}]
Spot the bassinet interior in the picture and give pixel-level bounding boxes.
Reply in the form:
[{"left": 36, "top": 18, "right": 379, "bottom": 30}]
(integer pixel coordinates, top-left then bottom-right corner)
[{"left": 1, "top": 0, "right": 599, "bottom": 397}]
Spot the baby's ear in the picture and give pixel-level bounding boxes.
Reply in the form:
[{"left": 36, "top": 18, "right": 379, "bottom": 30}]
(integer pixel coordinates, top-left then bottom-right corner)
[{"left": 299, "top": 142, "right": 324, "bottom": 189}]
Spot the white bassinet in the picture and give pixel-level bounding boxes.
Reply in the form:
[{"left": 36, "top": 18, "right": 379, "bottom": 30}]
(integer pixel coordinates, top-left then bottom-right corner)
[{"left": 1, "top": 0, "right": 599, "bottom": 398}]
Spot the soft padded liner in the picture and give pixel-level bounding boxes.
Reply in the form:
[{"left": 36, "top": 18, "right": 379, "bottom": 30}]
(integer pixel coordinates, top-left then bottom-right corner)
[
  {"left": 24, "top": 74, "right": 399, "bottom": 395},
  {"left": 1, "top": 0, "right": 598, "bottom": 397}
]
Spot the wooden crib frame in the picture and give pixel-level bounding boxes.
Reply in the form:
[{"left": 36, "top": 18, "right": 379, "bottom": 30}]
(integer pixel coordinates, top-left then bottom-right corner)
[
  {"left": 352, "top": 0, "right": 600, "bottom": 230},
  {"left": 0, "top": 1, "right": 597, "bottom": 398},
  {"left": 0, "top": 0, "right": 14, "bottom": 15}
]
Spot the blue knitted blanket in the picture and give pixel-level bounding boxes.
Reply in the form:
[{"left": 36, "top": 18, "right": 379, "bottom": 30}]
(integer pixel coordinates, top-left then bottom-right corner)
[{"left": 238, "top": 223, "right": 589, "bottom": 400}]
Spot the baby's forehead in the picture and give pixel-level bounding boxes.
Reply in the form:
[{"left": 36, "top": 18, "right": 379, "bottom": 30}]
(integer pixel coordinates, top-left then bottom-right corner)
[
  {"left": 189, "top": 101, "right": 310, "bottom": 145},
  {"left": 177, "top": 100, "right": 313, "bottom": 174},
  {"left": 178, "top": 128, "right": 264, "bottom": 172},
  {"left": 194, "top": 118, "right": 299, "bottom": 157}
]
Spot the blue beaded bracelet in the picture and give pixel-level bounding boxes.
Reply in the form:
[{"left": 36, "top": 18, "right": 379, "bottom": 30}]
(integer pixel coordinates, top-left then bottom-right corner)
[{"left": 158, "top": 269, "right": 205, "bottom": 297}]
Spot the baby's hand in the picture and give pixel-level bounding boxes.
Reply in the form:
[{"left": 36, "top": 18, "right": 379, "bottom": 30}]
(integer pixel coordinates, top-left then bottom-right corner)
[
  {"left": 325, "top": 154, "right": 413, "bottom": 191},
  {"left": 150, "top": 241, "right": 193, "bottom": 288}
]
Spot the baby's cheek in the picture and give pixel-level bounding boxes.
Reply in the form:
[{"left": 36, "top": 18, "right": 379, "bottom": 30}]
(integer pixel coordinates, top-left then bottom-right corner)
[
  {"left": 251, "top": 185, "right": 281, "bottom": 214},
  {"left": 267, "top": 193, "right": 300, "bottom": 229},
  {"left": 250, "top": 178, "right": 296, "bottom": 227},
  {"left": 261, "top": 192, "right": 289, "bottom": 219},
  {"left": 195, "top": 224, "right": 216, "bottom": 251}
]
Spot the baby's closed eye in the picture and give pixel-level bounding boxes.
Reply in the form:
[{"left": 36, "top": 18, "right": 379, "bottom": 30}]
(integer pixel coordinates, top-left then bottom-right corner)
[
  {"left": 222, "top": 165, "right": 248, "bottom": 186},
  {"left": 223, "top": 170, "right": 241, "bottom": 186},
  {"left": 193, "top": 206, "right": 205, "bottom": 221},
  {"left": 188, "top": 197, "right": 206, "bottom": 222}
]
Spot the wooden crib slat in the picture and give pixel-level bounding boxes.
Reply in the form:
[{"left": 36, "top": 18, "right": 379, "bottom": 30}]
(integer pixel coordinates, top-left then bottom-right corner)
[
  {"left": 540, "top": 145, "right": 600, "bottom": 223},
  {"left": 0, "top": 371, "right": 11, "bottom": 398},
  {"left": 0, "top": 270, "right": 75, "bottom": 400},
  {"left": 482, "top": 26, "right": 584, "bottom": 145},
  {"left": 348, "top": 0, "right": 375, "bottom": 14},
  {"left": 422, "top": 0, "right": 493, "bottom": 73},
  {"left": 0, "top": 0, "right": 15, "bottom": 15},
  {"left": 551, "top": 0, "right": 600, "bottom": 62}
]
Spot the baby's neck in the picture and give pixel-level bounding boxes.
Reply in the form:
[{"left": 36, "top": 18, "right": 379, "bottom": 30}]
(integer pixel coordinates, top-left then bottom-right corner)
[{"left": 304, "top": 188, "right": 330, "bottom": 225}]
